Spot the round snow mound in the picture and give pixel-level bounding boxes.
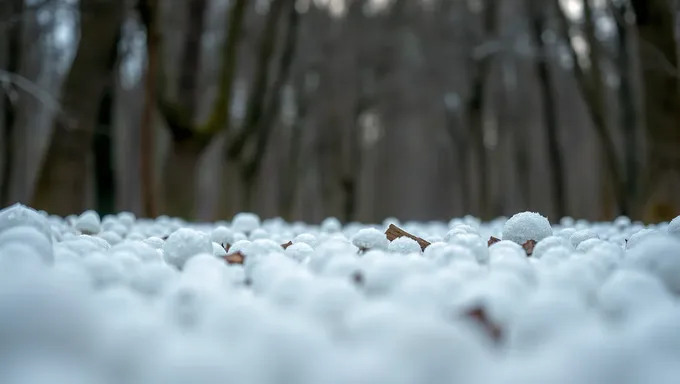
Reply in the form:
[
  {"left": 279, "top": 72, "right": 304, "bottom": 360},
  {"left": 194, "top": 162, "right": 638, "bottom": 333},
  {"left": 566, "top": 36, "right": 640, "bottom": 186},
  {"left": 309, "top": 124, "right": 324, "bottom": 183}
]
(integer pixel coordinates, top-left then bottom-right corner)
[{"left": 502, "top": 211, "right": 552, "bottom": 245}]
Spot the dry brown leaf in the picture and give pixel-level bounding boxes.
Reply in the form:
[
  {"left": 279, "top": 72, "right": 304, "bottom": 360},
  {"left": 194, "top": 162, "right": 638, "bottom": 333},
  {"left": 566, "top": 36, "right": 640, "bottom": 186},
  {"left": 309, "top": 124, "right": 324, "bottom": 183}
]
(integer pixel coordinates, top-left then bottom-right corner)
[
  {"left": 281, "top": 241, "right": 293, "bottom": 249},
  {"left": 465, "top": 306, "right": 502, "bottom": 342},
  {"left": 522, "top": 240, "right": 537, "bottom": 256},
  {"left": 223, "top": 251, "right": 245, "bottom": 265},
  {"left": 487, "top": 236, "right": 501, "bottom": 246},
  {"left": 384, "top": 224, "right": 431, "bottom": 251}
]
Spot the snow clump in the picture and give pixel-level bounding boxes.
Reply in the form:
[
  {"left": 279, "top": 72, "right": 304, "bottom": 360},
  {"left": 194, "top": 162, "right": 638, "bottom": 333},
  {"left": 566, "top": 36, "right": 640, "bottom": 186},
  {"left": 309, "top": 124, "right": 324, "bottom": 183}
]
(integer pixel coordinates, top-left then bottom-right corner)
[{"left": 502, "top": 211, "right": 552, "bottom": 245}]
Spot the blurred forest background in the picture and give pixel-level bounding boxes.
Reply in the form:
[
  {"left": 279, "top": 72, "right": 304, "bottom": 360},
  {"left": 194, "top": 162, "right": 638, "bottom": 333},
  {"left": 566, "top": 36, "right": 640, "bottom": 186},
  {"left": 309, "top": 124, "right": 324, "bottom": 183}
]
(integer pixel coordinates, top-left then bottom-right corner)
[{"left": 0, "top": 0, "right": 679, "bottom": 223}]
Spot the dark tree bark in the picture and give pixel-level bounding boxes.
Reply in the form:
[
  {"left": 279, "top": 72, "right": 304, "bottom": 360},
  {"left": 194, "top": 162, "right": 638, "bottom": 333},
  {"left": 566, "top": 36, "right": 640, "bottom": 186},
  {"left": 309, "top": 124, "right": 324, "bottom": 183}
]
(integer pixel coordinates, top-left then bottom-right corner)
[
  {"left": 526, "top": 0, "right": 567, "bottom": 219},
  {"left": 610, "top": 0, "right": 643, "bottom": 217},
  {"left": 0, "top": 0, "right": 24, "bottom": 206},
  {"left": 465, "top": 0, "right": 499, "bottom": 220},
  {"left": 224, "top": 0, "right": 295, "bottom": 211},
  {"left": 631, "top": 0, "right": 680, "bottom": 221},
  {"left": 94, "top": 86, "right": 116, "bottom": 216},
  {"left": 555, "top": 0, "right": 627, "bottom": 216},
  {"left": 138, "top": 0, "right": 159, "bottom": 218},
  {"left": 32, "top": 0, "right": 124, "bottom": 216},
  {"left": 148, "top": 0, "right": 248, "bottom": 218}
]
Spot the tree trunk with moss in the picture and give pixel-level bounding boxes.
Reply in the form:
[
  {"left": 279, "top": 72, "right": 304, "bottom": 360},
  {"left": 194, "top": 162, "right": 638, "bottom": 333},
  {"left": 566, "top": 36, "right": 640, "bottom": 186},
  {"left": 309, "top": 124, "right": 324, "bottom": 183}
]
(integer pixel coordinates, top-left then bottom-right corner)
[
  {"left": 149, "top": 0, "right": 247, "bottom": 219},
  {"left": 631, "top": 0, "right": 680, "bottom": 221},
  {"left": 32, "top": 0, "right": 123, "bottom": 216}
]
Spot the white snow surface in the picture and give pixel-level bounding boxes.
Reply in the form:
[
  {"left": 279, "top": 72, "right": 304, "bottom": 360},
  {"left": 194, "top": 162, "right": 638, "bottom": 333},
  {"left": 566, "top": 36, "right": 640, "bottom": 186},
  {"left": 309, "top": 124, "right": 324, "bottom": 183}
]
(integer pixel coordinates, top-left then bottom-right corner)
[{"left": 0, "top": 204, "right": 680, "bottom": 384}]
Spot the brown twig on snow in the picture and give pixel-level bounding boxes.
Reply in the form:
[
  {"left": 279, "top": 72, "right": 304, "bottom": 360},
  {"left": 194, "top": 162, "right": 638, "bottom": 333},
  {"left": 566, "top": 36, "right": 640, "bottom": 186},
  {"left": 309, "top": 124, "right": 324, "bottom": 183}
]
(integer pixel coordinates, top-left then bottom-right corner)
[
  {"left": 384, "top": 224, "right": 431, "bottom": 251},
  {"left": 281, "top": 241, "right": 293, "bottom": 249},
  {"left": 487, "top": 236, "right": 501, "bottom": 246}
]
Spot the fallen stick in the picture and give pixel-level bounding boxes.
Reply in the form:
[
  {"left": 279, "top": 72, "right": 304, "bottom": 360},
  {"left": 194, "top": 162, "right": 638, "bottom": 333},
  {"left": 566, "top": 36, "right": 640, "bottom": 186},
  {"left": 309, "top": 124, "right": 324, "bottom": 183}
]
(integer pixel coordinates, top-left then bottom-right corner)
[{"left": 385, "top": 224, "right": 431, "bottom": 251}]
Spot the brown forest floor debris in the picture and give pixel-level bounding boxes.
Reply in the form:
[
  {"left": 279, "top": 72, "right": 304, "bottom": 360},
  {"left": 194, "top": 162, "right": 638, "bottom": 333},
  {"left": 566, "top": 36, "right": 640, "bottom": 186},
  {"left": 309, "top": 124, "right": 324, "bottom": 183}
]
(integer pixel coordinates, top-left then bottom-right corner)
[
  {"left": 465, "top": 306, "right": 502, "bottom": 342},
  {"left": 223, "top": 251, "right": 245, "bottom": 264},
  {"left": 522, "top": 239, "right": 536, "bottom": 256},
  {"left": 384, "top": 224, "right": 431, "bottom": 251}
]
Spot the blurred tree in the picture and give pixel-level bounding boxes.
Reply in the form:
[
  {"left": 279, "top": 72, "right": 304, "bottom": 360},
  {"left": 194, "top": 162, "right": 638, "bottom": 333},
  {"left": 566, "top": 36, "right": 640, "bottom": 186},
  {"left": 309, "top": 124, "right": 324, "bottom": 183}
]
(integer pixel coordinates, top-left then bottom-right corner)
[
  {"left": 609, "top": 0, "right": 643, "bottom": 216},
  {"left": 32, "top": 0, "right": 125, "bottom": 216},
  {"left": 225, "top": 0, "right": 298, "bottom": 211},
  {"left": 556, "top": 0, "right": 627, "bottom": 216},
  {"left": 526, "top": 0, "right": 566, "bottom": 219},
  {"left": 138, "top": 0, "right": 159, "bottom": 218},
  {"left": 0, "top": 0, "right": 24, "bottom": 206},
  {"left": 148, "top": 0, "right": 247, "bottom": 219},
  {"left": 465, "top": 0, "right": 500, "bottom": 220},
  {"left": 631, "top": 0, "right": 680, "bottom": 221}
]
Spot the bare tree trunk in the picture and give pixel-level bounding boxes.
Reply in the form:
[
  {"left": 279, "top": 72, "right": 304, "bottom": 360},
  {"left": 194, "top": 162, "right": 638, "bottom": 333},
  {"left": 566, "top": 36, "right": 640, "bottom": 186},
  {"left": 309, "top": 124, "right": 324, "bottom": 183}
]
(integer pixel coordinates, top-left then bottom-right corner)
[
  {"left": 556, "top": 0, "right": 627, "bottom": 216},
  {"left": 152, "top": 0, "right": 247, "bottom": 219},
  {"left": 611, "top": 0, "right": 643, "bottom": 217},
  {"left": 227, "top": 0, "right": 294, "bottom": 213},
  {"left": 527, "top": 0, "right": 567, "bottom": 219},
  {"left": 32, "top": 0, "right": 124, "bottom": 216},
  {"left": 631, "top": 0, "right": 680, "bottom": 221},
  {"left": 94, "top": 87, "right": 116, "bottom": 215},
  {"left": 467, "top": 77, "right": 490, "bottom": 219},
  {"left": 443, "top": 103, "right": 472, "bottom": 214},
  {"left": 161, "top": 140, "right": 204, "bottom": 218},
  {"left": 139, "top": 0, "right": 159, "bottom": 218},
  {"left": 463, "top": 0, "right": 499, "bottom": 220},
  {"left": 0, "top": 0, "right": 23, "bottom": 206}
]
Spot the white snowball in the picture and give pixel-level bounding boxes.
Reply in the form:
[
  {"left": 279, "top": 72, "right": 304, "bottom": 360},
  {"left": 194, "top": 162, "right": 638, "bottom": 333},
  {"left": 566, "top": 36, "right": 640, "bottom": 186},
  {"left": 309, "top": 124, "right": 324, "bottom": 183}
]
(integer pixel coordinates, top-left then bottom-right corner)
[
  {"left": 597, "top": 269, "right": 672, "bottom": 321},
  {"left": 448, "top": 233, "right": 490, "bottom": 264},
  {"left": 623, "top": 235, "right": 680, "bottom": 294},
  {"left": 502, "top": 211, "right": 552, "bottom": 245},
  {"left": 211, "top": 242, "right": 227, "bottom": 257},
  {"left": 98, "top": 230, "right": 123, "bottom": 246},
  {"left": 117, "top": 211, "right": 136, "bottom": 228},
  {"left": 430, "top": 244, "right": 477, "bottom": 266},
  {"left": 351, "top": 228, "right": 389, "bottom": 251},
  {"left": 627, "top": 228, "right": 663, "bottom": 249},
  {"left": 0, "top": 225, "right": 53, "bottom": 263},
  {"left": 388, "top": 237, "right": 421, "bottom": 254},
  {"left": 668, "top": 215, "right": 680, "bottom": 239},
  {"left": 75, "top": 210, "right": 101, "bottom": 234},
  {"left": 285, "top": 242, "right": 314, "bottom": 262},
  {"left": 443, "top": 224, "right": 478, "bottom": 242},
  {"left": 210, "top": 226, "right": 234, "bottom": 245},
  {"left": 0, "top": 203, "right": 53, "bottom": 241},
  {"left": 231, "top": 212, "right": 260, "bottom": 234},
  {"left": 112, "top": 240, "right": 163, "bottom": 263},
  {"left": 569, "top": 229, "right": 599, "bottom": 248},
  {"left": 249, "top": 228, "right": 269, "bottom": 240},
  {"left": 321, "top": 217, "right": 342, "bottom": 233},
  {"left": 575, "top": 238, "right": 604, "bottom": 253},
  {"left": 162, "top": 228, "right": 213, "bottom": 269},
  {"left": 143, "top": 236, "right": 165, "bottom": 250},
  {"left": 293, "top": 233, "right": 318, "bottom": 248},
  {"left": 227, "top": 240, "right": 251, "bottom": 255},
  {"left": 532, "top": 236, "right": 572, "bottom": 259},
  {"left": 130, "top": 262, "right": 178, "bottom": 296}
]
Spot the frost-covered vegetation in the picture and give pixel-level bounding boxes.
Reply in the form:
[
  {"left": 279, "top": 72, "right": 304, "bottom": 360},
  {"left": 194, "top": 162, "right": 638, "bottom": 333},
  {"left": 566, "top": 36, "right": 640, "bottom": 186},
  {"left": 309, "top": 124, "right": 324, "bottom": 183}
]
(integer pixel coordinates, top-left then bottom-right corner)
[{"left": 2, "top": 203, "right": 680, "bottom": 384}]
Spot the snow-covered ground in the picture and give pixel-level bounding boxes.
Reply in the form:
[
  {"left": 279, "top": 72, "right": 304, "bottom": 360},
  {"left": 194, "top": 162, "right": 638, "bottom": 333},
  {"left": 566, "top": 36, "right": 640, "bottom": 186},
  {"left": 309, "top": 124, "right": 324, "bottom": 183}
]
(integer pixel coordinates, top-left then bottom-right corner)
[{"left": 1, "top": 203, "right": 680, "bottom": 384}]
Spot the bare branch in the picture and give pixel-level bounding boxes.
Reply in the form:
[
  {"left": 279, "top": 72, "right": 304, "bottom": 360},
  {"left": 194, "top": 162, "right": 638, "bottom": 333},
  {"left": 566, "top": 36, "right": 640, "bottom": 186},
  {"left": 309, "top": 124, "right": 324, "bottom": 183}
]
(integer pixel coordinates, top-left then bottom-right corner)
[{"left": 0, "top": 69, "right": 61, "bottom": 113}]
